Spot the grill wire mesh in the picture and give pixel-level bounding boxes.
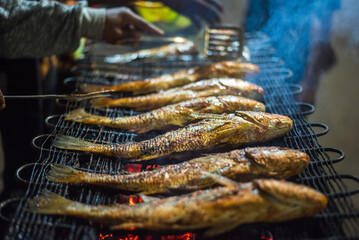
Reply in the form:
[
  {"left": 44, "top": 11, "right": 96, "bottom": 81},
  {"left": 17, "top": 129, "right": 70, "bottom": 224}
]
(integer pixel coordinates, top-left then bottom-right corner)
[{"left": 4, "top": 32, "right": 359, "bottom": 240}]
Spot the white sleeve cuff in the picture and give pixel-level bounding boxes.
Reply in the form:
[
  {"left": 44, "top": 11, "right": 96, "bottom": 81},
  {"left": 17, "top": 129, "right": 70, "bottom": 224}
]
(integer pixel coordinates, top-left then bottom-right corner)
[{"left": 81, "top": 7, "right": 106, "bottom": 40}]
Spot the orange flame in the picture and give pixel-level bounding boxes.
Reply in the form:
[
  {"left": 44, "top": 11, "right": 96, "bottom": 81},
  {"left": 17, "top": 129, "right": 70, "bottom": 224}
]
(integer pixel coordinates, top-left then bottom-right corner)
[
  {"left": 129, "top": 197, "right": 136, "bottom": 206},
  {"left": 99, "top": 233, "right": 139, "bottom": 240}
]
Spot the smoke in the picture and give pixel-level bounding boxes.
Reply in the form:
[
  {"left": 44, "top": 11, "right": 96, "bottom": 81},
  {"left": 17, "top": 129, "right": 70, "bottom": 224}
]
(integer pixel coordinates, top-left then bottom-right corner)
[
  {"left": 332, "top": 0, "right": 359, "bottom": 49},
  {"left": 245, "top": 0, "right": 340, "bottom": 83}
]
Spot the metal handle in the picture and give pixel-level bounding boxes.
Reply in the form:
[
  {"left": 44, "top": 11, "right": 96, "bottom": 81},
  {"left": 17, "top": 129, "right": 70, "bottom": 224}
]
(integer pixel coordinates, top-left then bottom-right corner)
[
  {"left": 324, "top": 147, "right": 345, "bottom": 164},
  {"left": 297, "top": 102, "right": 315, "bottom": 115},
  {"left": 308, "top": 147, "right": 345, "bottom": 166},
  {"left": 261, "top": 67, "right": 293, "bottom": 80},
  {"left": 0, "top": 197, "right": 21, "bottom": 222},
  {"left": 16, "top": 163, "right": 49, "bottom": 184},
  {"left": 309, "top": 123, "right": 329, "bottom": 137},
  {"left": 0, "top": 88, "right": 113, "bottom": 110},
  {"left": 288, "top": 84, "right": 303, "bottom": 96},
  {"left": 45, "top": 114, "right": 63, "bottom": 129},
  {"left": 31, "top": 134, "right": 54, "bottom": 151},
  {"left": 328, "top": 174, "right": 359, "bottom": 198},
  {"left": 2, "top": 91, "right": 113, "bottom": 101}
]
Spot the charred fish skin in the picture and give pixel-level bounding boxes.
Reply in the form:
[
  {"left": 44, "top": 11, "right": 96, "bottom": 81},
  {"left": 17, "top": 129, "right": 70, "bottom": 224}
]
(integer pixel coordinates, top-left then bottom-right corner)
[
  {"left": 90, "top": 78, "right": 265, "bottom": 110},
  {"left": 65, "top": 96, "right": 265, "bottom": 133},
  {"left": 46, "top": 146, "right": 309, "bottom": 194},
  {"left": 104, "top": 41, "right": 199, "bottom": 64},
  {"left": 81, "top": 61, "right": 260, "bottom": 95},
  {"left": 54, "top": 111, "right": 293, "bottom": 161},
  {"left": 27, "top": 179, "right": 327, "bottom": 236}
]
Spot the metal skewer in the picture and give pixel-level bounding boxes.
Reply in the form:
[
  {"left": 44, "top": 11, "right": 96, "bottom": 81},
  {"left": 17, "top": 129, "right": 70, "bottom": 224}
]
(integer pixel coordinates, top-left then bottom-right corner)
[{"left": 0, "top": 89, "right": 114, "bottom": 110}]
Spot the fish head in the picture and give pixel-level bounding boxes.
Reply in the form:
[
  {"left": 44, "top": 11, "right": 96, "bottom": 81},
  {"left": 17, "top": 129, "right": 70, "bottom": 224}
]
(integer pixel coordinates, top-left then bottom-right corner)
[
  {"left": 252, "top": 179, "right": 328, "bottom": 220},
  {"left": 243, "top": 146, "right": 310, "bottom": 178},
  {"left": 234, "top": 111, "right": 293, "bottom": 140}
]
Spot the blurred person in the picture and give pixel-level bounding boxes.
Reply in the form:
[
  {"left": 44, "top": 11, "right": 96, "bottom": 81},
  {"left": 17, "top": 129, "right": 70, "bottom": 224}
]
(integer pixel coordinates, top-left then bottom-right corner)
[
  {"left": 245, "top": 0, "right": 339, "bottom": 105},
  {"left": 0, "top": 2, "right": 163, "bottom": 58}
]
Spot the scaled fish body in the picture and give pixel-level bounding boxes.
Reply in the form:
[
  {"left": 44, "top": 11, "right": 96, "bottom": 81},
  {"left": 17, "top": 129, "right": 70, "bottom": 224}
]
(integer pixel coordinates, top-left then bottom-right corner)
[
  {"left": 81, "top": 61, "right": 259, "bottom": 94},
  {"left": 66, "top": 96, "right": 265, "bottom": 133},
  {"left": 104, "top": 41, "right": 199, "bottom": 64},
  {"left": 27, "top": 179, "right": 327, "bottom": 236},
  {"left": 90, "top": 78, "right": 265, "bottom": 110},
  {"left": 46, "top": 147, "right": 309, "bottom": 194},
  {"left": 54, "top": 111, "right": 293, "bottom": 161}
]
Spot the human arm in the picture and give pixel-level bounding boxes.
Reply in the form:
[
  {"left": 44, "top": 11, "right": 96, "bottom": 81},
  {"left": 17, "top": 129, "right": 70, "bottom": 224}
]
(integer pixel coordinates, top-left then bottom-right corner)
[
  {"left": 0, "top": 0, "right": 100, "bottom": 58},
  {"left": 0, "top": 0, "right": 163, "bottom": 59}
]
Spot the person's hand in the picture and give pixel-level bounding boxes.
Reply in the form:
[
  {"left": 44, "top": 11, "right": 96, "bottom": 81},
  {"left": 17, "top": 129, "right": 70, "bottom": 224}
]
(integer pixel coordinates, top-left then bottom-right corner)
[
  {"left": 102, "top": 7, "right": 164, "bottom": 46},
  {"left": 161, "top": 0, "right": 223, "bottom": 27}
]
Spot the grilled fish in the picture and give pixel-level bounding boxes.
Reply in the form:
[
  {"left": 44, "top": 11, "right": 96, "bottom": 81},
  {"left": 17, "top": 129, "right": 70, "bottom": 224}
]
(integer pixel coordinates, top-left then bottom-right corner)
[
  {"left": 27, "top": 178, "right": 327, "bottom": 236},
  {"left": 104, "top": 41, "right": 198, "bottom": 64},
  {"left": 66, "top": 96, "right": 265, "bottom": 133},
  {"left": 90, "top": 78, "right": 265, "bottom": 110},
  {"left": 46, "top": 146, "right": 309, "bottom": 194},
  {"left": 80, "top": 61, "right": 259, "bottom": 94},
  {"left": 54, "top": 111, "right": 293, "bottom": 161}
]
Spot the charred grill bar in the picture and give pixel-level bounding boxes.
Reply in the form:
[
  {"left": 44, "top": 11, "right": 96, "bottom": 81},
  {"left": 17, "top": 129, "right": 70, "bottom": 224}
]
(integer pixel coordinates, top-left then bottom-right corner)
[{"left": 2, "top": 32, "right": 359, "bottom": 239}]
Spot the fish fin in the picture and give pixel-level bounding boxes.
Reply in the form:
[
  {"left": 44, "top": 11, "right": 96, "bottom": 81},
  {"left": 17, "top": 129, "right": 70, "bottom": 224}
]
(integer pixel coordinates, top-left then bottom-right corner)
[
  {"left": 46, "top": 163, "right": 85, "bottom": 184},
  {"left": 189, "top": 113, "right": 227, "bottom": 120},
  {"left": 53, "top": 134, "right": 94, "bottom": 152},
  {"left": 26, "top": 190, "right": 74, "bottom": 215},
  {"left": 206, "top": 124, "right": 238, "bottom": 146},
  {"left": 200, "top": 171, "right": 239, "bottom": 191},
  {"left": 203, "top": 222, "right": 240, "bottom": 237},
  {"left": 138, "top": 194, "right": 161, "bottom": 202},
  {"left": 65, "top": 108, "right": 92, "bottom": 121},
  {"left": 79, "top": 83, "right": 109, "bottom": 93},
  {"left": 235, "top": 111, "right": 265, "bottom": 128},
  {"left": 133, "top": 128, "right": 146, "bottom": 134}
]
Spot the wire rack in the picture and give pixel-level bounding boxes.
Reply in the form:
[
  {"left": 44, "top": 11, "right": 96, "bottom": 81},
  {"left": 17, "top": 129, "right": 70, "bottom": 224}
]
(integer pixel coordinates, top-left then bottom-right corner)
[{"left": 2, "top": 32, "right": 359, "bottom": 240}]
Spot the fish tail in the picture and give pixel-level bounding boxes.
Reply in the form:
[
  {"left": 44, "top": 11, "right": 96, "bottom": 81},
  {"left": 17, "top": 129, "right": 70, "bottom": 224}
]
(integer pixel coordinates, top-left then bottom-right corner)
[
  {"left": 46, "top": 164, "right": 85, "bottom": 184},
  {"left": 54, "top": 135, "right": 95, "bottom": 152},
  {"left": 65, "top": 108, "right": 92, "bottom": 121},
  {"left": 27, "top": 190, "right": 75, "bottom": 215}
]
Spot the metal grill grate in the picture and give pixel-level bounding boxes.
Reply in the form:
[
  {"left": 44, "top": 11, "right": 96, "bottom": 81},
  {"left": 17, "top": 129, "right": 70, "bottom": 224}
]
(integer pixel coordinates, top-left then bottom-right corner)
[{"left": 3, "top": 32, "right": 359, "bottom": 240}]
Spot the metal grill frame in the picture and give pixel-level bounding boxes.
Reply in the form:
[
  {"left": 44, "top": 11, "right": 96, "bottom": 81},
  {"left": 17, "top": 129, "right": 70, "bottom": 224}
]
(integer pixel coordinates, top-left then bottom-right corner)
[{"left": 3, "top": 32, "right": 359, "bottom": 240}]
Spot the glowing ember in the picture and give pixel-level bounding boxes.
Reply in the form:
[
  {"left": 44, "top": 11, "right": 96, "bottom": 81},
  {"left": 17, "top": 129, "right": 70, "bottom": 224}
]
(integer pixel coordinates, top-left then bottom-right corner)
[
  {"left": 145, "top": 165, "right": 161, "bottom": 170},
  {"left": 161, "top": 232, "right": 195, "bottom": 240},
  {"left": 128, "top": 196, "right": 143, "bottom": 205},
  {"left": 125, "top": 164, "right": 142, "bottom": 172},
  {"left": 98, "top": 233, "right": 113, "bottom": 240}
]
